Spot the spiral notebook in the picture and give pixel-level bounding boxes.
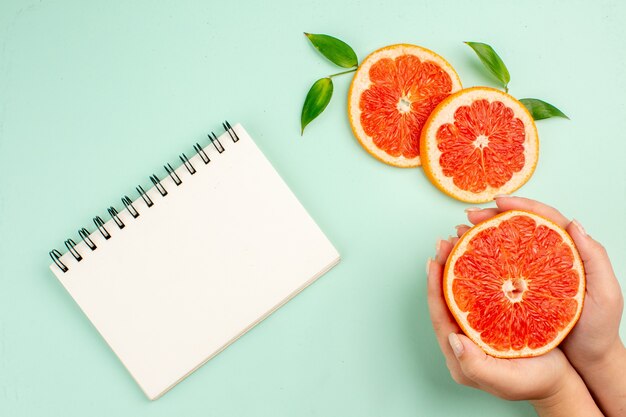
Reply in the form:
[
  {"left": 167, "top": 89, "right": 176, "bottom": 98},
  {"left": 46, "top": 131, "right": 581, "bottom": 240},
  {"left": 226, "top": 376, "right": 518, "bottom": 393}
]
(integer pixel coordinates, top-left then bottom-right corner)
[{"left": 48, "top": 122, "right": 340, "bottom": 400}]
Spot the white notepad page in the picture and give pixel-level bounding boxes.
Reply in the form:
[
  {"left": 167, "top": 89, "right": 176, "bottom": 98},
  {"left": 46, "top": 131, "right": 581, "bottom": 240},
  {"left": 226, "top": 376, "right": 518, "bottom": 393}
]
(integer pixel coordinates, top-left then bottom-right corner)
[{"left": 49, "top": 124, "right": 340, "bottom": 400}]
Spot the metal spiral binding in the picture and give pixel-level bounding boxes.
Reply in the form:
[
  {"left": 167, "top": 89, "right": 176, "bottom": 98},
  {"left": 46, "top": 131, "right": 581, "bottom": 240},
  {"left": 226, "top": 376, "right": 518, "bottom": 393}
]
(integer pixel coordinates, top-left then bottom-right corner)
[
  {"left": 180, "top": 153, "right": 196, "bottom": 174},
  {"left": 78, "top": 228, "right": 97, "bottom": 250},
  {"left": 107, "top": 207, "right": 125, "bottom": 229},
  {"left": 48, "top": 121, "right": 240, "bottom": 273},
  {"left": 49, "top": 249, "right": 68, "bottom": 272},
  {"left": 164, "top": 163, "right": 182, "bottom": 186},
  {"left": 94, "top": 216, "right": 111, "bottom": 239},
  {"left": 194, "top": 143, "right": 210, "bottom": 164},
  {"left": 223, "top": 121, "right": 240, "bottom": 143},
  {"left": 122, "top": 196, "right": 140, "bottom": 218},
  {"left": 150, "top": 174, "right": 168, "bottom": 196},
  {"left": 209, "top": 132, "right": 225, "bottom": 153},
  {"left": 136, "top": 185, "right": 153, "bottom": 207},
  {"left": 64, "top": 239, "right": 82, "bottom": 261}
]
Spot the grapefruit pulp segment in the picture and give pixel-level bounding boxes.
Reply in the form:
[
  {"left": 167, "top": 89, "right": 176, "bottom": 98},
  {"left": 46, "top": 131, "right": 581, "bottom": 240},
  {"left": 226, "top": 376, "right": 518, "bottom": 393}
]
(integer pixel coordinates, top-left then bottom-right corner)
[
  {"left": 443, "top": 210, "right": 585, "bottom": 358},
  {"left": 348, "top": 44, "right": 462, "bottom": 167},
  {"left": 421, "top": 87, "right": 539, "bottom": 202}
]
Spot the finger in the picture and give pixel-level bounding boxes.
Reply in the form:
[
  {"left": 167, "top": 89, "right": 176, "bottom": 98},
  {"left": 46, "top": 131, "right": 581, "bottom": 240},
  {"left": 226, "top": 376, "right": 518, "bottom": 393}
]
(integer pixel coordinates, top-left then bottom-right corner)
[
  {"left": 466, "top": 208, "right": 500, "bottom": 225},
  {"left": 455, "top": 224, "right": 471, "bottom": 238},
  {"left": 494, "top": 196, "right": 569, "bottom": 229},
  {"left": 435, "top": 238, "right": 454, "bottom": 264},
  {"left": 567, "top": 219, "right": 622, "bottom": 301},
  {"left": 446, "top": 363, "right": 477, "bottom": 388},
  {"left": 429, "top": 238, "right": 462, "bottom": 335},
  {"left": 447, "top": 333, "right": 529, "bottom": 397},
  {"left": 426, "top": 260, "right": 471, "bottom": 386},
  {"left": 448, "top": 333, "right": 494, "bottom": 383},
  {"left": 427, "top": 257, "right": 459, "bottom": 335}
]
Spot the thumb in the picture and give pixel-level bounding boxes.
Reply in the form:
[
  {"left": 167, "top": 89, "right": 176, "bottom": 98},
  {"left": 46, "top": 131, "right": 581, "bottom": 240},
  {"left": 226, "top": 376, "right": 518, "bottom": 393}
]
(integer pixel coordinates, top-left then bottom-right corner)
[
  {"left": 567, "top": 219, "right": 620, "bottom": 300},
  {"left": 448, "top": 333, "right": 505, "bottom": 386}
]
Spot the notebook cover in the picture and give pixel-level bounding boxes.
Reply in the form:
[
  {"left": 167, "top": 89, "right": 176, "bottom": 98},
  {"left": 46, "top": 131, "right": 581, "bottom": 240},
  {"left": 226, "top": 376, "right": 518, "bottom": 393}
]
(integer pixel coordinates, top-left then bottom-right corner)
[{"left": 49, "top": 124, "right": 340, "bottom": 399}]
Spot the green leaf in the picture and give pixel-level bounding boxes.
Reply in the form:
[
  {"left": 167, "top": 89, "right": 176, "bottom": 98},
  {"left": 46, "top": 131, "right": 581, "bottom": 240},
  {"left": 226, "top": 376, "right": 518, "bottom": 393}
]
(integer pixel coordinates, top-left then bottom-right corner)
[
  {"left": 301, "top": 77, "right": 333, "bottom": 135},
  {"left": 304, "top": 33, "right": 358, "bottom": 68},
  {"left": 520, "top": 98, "right": 569, "bottom": 120},
  {"left": 465, "top": 41, "right": 511, "bottom": 92}
]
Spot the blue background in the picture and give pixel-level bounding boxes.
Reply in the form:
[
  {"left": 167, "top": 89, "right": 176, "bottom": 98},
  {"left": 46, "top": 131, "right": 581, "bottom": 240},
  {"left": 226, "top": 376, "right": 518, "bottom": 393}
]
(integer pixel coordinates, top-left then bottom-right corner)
[{"left": 1, "top": 1, "right": 624, "bottom": 415}]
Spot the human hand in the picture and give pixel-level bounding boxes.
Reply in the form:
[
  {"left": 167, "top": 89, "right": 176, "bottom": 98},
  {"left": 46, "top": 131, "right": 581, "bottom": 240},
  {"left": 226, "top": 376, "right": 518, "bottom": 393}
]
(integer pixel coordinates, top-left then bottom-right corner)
[
  {"left": 454, "top": 195, "right": 625, "bottom": 415},
  {"left": 427, "top": 233, "right": 602, "bottom": 416},
  {"left": 459, "top": 196, "right": 625, "bottom": 370},
  {"left": 427, "top": 236, "right": 574, "bottom": 402},
  {"left": 559, "top": 217, "right": 624, "bottom": 369}
]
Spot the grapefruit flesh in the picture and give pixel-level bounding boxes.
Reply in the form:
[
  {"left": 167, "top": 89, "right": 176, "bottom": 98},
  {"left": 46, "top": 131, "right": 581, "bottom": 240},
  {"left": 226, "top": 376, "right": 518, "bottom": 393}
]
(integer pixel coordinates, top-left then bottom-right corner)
[
  {"left": 348, "top": 44, "right": 462, "bottom": 167},
  {"left": 444, "top": 210, "right": 585, "bottom": 358},
  {"left": 421, "top": 87, "right": 539, "bottom": 202}
]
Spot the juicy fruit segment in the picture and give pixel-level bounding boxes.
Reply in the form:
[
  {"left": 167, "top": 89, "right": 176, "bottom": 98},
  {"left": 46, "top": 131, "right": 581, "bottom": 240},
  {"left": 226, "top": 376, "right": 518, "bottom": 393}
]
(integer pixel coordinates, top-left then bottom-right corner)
[
  {"left": 361, "top": 56, "right": 453, "bottom": 159},
  {"left": 421, "top": 87, "right": 538, "bottom": 202},
  {"left": 444, "top": 210, "right": 585, "bottom": 358},
  {"left": 438, "top": 99, "right": 525, "bottom": 193},
  {"left": 348, "top": 44, "right": 462, "bottom": 167}
]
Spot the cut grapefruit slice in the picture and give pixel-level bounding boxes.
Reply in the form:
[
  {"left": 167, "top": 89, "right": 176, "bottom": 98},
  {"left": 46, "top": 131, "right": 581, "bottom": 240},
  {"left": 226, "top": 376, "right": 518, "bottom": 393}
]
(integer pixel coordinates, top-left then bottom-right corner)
[
  {"left": 421, "top": 87, "right": 539, "bottom": 202},
  {"left": 444, "top": 210, "right": 585, "bottom": 358},
  {"left": 348, "top": 44, "right": 462, "bottom": 167}
]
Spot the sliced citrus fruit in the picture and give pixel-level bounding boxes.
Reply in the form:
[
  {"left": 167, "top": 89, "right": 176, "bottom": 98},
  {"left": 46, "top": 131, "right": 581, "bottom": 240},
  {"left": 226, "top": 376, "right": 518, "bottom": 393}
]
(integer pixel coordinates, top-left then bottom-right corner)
[
  {"left": 444, "top": 210, "right": 585, "bottom": 358},
  {"left": 348, "top": 44, "right": 462, "bottom": 167},
  {"left": 421, "top": 87, "right": 539, "bottom": 202}
]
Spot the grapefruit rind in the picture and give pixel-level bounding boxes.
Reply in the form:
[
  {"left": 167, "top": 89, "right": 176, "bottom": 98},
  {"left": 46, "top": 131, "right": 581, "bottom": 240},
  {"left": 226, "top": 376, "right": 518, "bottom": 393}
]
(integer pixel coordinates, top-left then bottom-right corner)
[
  {"left": 443, "top": 210, "right": 585, "bottom": 358},
  {"left": 420, "top": 87, "right": 539, "bottom": 203},
  {"left": 348, "top": 44, "right": 462, "bottom": 168}
]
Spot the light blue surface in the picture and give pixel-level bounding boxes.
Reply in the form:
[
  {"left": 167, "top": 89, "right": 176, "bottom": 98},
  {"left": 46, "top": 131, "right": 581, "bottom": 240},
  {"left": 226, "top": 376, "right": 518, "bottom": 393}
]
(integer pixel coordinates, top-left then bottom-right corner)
[{"left": 1, "top": 1, "right": 624, "bottom": 416}]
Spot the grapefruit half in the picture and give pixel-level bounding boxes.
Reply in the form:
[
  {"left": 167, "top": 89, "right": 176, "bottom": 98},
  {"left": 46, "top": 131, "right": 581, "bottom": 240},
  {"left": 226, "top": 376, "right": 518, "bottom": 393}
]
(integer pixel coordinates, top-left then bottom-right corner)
[
  {"left": 348, "top": 44, "right": 462, "bottom": 167},
  {"left": 444, "top": 210, "right": 585, "bottom": 358},
  {"left": 421, "top": 87, "right": 539, "bottom": 202}
]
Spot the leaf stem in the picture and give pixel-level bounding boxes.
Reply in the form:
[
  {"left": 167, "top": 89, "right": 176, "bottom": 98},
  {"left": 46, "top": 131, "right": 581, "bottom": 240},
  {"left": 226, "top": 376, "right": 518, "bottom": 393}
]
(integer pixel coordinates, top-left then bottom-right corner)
[{"left": 328, "top": 68, "right": 357, "bottom": 78}]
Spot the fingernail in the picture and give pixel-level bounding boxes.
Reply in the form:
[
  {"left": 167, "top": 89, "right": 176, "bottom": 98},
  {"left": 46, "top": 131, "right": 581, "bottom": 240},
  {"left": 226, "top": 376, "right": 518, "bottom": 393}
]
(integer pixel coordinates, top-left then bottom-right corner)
[
  {"left": 448, "top": 333, "right": 464, "bottom": 358},
  {"left": 454, "top": 224, "right": 465, "bottom": 231},
  {"left": 465, "top": 207, "right": 481, "bottom": 213},
  {"left": 572, "top": 219, "right": 587, "bottom": 236},
  {"left": 435, "top": 238, "right": 443, "bottom": 257},
  {"left": 493, "top": 193, "right": 509, "bottom": 200},
  {"left": 426, "top": 257, "right": 432, "bottom": 275}
]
